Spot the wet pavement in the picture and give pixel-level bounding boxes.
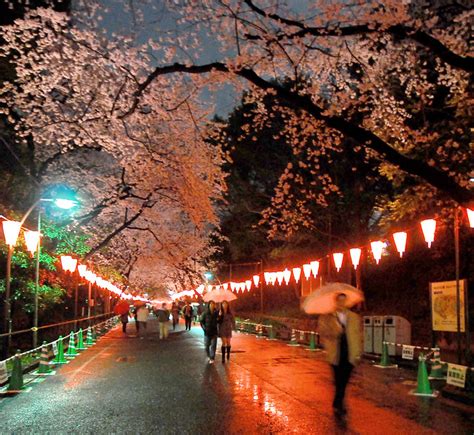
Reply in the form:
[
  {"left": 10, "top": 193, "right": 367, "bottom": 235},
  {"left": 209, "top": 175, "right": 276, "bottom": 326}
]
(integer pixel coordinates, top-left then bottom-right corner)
[{"left": 1, "top": 317, "right": 473, "bottom": 434}]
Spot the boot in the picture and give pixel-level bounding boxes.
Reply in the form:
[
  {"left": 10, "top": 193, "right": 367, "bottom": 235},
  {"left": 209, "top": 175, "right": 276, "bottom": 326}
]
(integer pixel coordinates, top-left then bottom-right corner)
[
  {"left": 227, "top": 346, "right": 231, "bottom": 361},
  {"left": 221, "top": 346, "right": 226, "bottom": 363}
]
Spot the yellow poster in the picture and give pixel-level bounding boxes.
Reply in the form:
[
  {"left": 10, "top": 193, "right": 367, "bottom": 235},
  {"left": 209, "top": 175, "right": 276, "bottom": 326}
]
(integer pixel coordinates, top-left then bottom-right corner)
[{"left": 430, "top": 280, "right": 466, "bottom": 332}]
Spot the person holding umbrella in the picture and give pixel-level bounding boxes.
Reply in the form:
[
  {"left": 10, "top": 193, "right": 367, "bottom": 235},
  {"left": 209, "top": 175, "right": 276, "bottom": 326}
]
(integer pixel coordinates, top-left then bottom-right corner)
[
  {"left": 114, "top": 300, "right": 131, "bottom": 334},
  {"left": 304, "top": 283, "right": 362, "bottom": 416}
]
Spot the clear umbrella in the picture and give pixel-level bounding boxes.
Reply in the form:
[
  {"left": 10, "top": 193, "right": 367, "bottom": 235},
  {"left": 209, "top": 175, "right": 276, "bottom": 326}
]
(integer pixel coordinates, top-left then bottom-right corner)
[
  {"left": 302, "top": 282, "right": 364, "bottom": 314},
  {"left": 203, "top": 288, "right": 237, "bottom": 303}
]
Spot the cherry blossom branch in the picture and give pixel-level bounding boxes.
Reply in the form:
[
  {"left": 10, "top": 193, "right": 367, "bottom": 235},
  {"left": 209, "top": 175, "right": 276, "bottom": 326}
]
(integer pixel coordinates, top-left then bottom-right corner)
[
  {"left": 131, "top": 61, "right": 473, "bottom": 206},
  {"left": 243, "top": 0, "right": 473, "bottom": 73}
]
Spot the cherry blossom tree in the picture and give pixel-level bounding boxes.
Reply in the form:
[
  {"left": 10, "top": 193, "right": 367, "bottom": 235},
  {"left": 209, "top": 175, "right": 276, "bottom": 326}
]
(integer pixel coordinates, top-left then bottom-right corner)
[
  {"left": 0, "top": 7, "right": 226, "bottom": 289},
  {"left": 1, "top": 0, "right": 472, "bottom": 286}
]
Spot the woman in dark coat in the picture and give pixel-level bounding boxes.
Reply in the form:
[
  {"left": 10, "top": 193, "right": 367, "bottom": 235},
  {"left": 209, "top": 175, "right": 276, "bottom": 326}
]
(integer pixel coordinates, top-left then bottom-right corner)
[{"left": 218, "top": 300, "right": 235, "bottom": 363}]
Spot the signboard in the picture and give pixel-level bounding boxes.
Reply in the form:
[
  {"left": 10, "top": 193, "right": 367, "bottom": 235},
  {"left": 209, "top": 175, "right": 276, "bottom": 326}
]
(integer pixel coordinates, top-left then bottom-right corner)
[
  {"left": 402, "top": 345, "right": 415, "bottom": 360},
  {"left": 52, "top": 342, "right": 58, "bottom": 356},
  {"left": 446, "top": 363, "right": 467, "bottom": 389},
  {"left": 430, "top": 280, "right": 466, "bottom": 332}
]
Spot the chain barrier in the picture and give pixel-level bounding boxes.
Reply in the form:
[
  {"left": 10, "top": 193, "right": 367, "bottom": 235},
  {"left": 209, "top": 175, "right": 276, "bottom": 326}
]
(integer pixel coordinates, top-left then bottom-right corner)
[{"left": 0, "top": 315, "right": 118, "bottom": 366}]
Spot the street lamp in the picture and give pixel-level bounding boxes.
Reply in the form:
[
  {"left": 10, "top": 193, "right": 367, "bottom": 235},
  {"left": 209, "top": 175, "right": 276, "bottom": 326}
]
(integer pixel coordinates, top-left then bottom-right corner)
[{"left": 1, "top": 196, "right": 78, "bottom": 358}]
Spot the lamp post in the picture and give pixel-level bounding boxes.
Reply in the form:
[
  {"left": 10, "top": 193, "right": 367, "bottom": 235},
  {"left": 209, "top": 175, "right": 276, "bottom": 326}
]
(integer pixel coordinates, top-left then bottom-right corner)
[{"left": 1, "top": 197, "right": 78, "bottom": 357}]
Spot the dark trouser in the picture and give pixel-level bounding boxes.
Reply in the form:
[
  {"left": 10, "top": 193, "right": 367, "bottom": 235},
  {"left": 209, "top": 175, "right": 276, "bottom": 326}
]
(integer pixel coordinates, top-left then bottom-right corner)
[
  {"left": 136, "top": 320, "right": 140, "bottom": 332},
  {"left": 122, "top": 322, "right": 127, "bottom": 333},
  {"left": 332, "top": 331, "right": 353, "bottom": 410},
  {"left": 204, "top": 335, "right": 217, "bottom": 360},
  {"left": 332, "top": 362, "right": 353, "bottom": 410},
  {"left": 185, "top": 316, "right": 192, "bottom": 330}
]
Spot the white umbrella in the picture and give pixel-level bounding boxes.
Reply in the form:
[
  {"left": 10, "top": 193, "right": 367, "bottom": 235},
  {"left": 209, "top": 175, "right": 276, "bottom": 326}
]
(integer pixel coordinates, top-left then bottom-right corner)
[
  {"left": 302, "top": 282, "right": 364, "bottom": 314},
  {"left": 203, "top": 288, "right": 237, "bottom": 303}
]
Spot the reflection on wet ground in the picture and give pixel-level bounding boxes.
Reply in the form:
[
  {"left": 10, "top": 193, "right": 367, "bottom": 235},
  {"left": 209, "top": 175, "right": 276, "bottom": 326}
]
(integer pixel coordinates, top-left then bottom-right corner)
[{"left": 1, "top": 321, "right": 472, "bottom": 435}]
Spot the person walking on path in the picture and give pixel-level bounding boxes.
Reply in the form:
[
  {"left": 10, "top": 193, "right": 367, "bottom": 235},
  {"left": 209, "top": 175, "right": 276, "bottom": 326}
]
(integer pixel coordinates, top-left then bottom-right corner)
[
  {"left": 183, "top": 301, "right": 194, "bottom": 331},
  {"left": 136, "top": 305, "right": 149, "bottom": 338},
  {"left": 171, "top": 302, "right": 180, "bottom": 330},
  {"left": 157, "top": 303, "right": 170, "bottom": 340},
  {"left": 120, "top": 312, "right": 129, "bottom": 334},
  {"left": 200, "top": 301, "right": 219, "bottom": 364},
  {"left": 318, "top": 293, "right": 361, "bottom": 416},
  {"left": 218, "top": 301, "right": 235, "bottom": 363}
]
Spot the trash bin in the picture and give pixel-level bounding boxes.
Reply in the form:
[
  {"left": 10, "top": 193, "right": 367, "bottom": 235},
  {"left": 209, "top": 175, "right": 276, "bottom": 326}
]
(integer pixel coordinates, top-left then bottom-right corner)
[
  {"left": 383, "top": 316, "right": 411, "bottom": 356},
  {"left": 373, "top": 316, "right": 384, "bottom": 354},
  {"left": 363, "top": 316, "right": 374, "bottom": 353}
]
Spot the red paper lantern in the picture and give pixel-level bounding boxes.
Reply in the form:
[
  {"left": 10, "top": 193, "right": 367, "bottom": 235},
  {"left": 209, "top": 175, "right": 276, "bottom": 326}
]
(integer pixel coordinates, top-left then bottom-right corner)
[
  {"left": 2, "top": 220, "right": 21, "bottom": 247},
  {"left": 392, "top": 232, "right": 407, "bottom": 257},
  {"left": 333, "top": 253, "right": 343, "bottom": 272},
  {"left": 24, "top": 230, "right": 40, "bottom": 255},
  {"left": 370, "top": 241, "right": 384, "bottom": 264},
  {"left": 420, "top": 219, "right": 436, "bottom": 248},
  {"left": 292, "top": 267, "right": 301, "bottom": 283},
  {"left": 466, "top": 208, "right": 474, "bottom": 228},
  {"left": 302, "top": 264, "right": 311, "bottom": 280},
  {"left": 310, "top": 261, "right": 319, "bottom": 278},
  {"left": 276, "top": 271, "right": 284, "bottom": 286},
  {"left": 349, "top": 248, "right": 361, "bottom": 269}
]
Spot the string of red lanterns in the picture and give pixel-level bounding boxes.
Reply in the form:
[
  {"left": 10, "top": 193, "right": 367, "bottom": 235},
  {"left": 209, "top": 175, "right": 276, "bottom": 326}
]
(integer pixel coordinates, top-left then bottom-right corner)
[{"left": 176, "top": 209, "right": 473, "bottom": 298}]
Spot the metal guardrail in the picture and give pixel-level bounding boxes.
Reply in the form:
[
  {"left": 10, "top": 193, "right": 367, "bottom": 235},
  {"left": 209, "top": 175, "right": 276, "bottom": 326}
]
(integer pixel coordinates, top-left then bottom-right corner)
[{"left": 235, "top": 320, "right": 321, "bottom": 348}]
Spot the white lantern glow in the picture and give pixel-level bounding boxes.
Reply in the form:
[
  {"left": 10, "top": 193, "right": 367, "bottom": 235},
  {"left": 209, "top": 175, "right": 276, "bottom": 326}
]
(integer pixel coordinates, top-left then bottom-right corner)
[
  {"left": 223, "top": 283, "right": 229, "bottom": 291},
  {"left": 283, "top": 268, "right": 291, "bottom": 285},
  {"left": 276, "top": 271, "right": 284, "bottom": 286},
  {"left": 420, "top": 219, "right": 436, "bottom": 248},
  {"left": 392, "top": 232, "right": 407, "bottom": 257},
  {"left": 333, "top": 253, "right": 343, "bottom": 272},
  {"left": 466, "top": 208, "right": 474, "bottom": 228},
  {"left": 2, "top": 220, "right": 22, "bottom": 247},
  {"left": 245, "top": 280, "right": 252, "bottom": 291},
  {"left": 78, "top": 264, "right": 87, "bottom": 278},
  {"left": 24, "top": 230, "right": 40, "bottom": 255},
  {"left": 302, "top": 264, "right": 311, "bottom": 280},
  {"left": 310, "top": 261, "right": 319, "bottom": 278},
  {"left": 253, "top": 275, "right": 260, "bottom": 287},
  {"left": 349, "top": 248, "right": 361, "bottom": 269},
  {"left": 264, "top": 272, "right": 271, "bottom": 285},
  {"left": 61, "top": 255, "right": 72, "bottom": 272},
  {"left": 370, "top": 241, "right": 384, "bottom": 264},
  {"left": 292, "top": 267, "right": 301, "bottom": 283}
]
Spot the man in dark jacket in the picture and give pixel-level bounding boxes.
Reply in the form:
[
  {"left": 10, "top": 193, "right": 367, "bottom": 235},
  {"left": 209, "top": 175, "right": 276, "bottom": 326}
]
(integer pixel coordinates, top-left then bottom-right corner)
[
  {"left": 200, "top": 301, "right": 219, "bottom": 364},
  {"left": 183, "top": 301, "right": 194, "bottom": 331}
]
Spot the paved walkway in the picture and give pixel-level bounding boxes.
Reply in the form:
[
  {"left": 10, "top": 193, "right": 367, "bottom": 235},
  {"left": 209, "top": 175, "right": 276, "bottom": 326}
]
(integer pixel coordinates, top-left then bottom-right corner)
[{"left": 1, "top": 318, "right": 473, "bottom": 434}]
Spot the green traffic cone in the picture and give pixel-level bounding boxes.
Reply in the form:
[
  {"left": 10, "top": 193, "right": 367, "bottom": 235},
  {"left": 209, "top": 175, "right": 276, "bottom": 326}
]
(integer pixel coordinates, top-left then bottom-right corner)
[
  {"left": 52, "top": 336, "right": 68, "bottom": 364},
  {"left": 65, "top": 332, "right": 78, "bottom": 358},
  {"left": 413, "top": 354, "right": 437, "bottom": 397},
  {"left": 7, "top": 351, "right": 24, "bottom": 391},
  {"left": 36, "top": 342, "right": 53, "bottom": 375},
  {"left": 308, "top": 332, "right": 317, "bottom": 351},
  {"left": 374, "top": 342, "right": 397, "bottom": 368},
  {"left": 76, "top": 329, "right": 87, "bottom": 351},
  {"left": 85, "top": 327, "right": 94, "bottom": 346}
]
